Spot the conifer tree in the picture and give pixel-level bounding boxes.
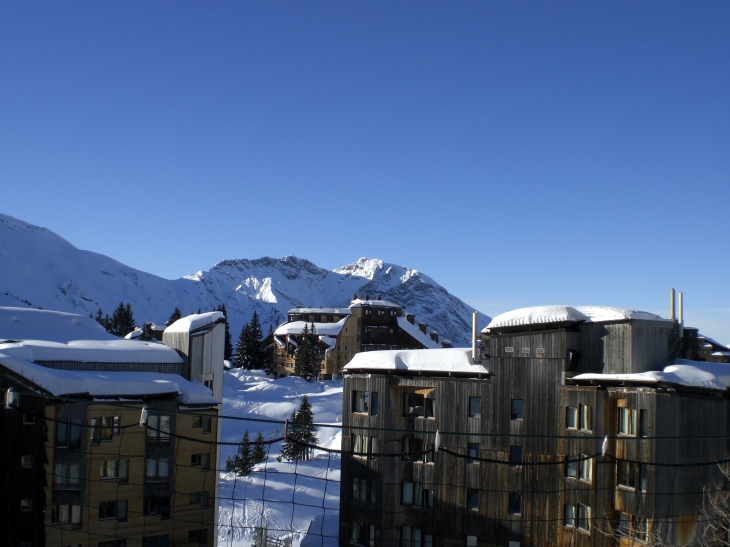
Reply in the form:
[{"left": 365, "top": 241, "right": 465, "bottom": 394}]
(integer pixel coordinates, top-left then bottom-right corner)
[
  {"left": 295, "top": 323, "right": 320, "bottom": 382},
  {"left": 95, "top": 307, "right": 112, "bottom": 332},
  {"left": 252, "top": 431, "right": 267, "bottom": 464},
  {"left": 225, "top": 430, "right": 254, "bottom": 476},
  {"left": 281, "top": 396, "right": 319, "bottom": 461},
  {"left": 248, "top": 311, "right": 265, "bottom": 369},
  {"left": 234, "top": 323, "right": 250, "bottom": 368},
  {"left": 110, "top": 302, "right": 136, "bottom": 337},
  {"left": 139, "top": 322, "right": 156, "bottom": 341},
  {"left": 167, "top": 307, "right": 182, "bottom": 326}
]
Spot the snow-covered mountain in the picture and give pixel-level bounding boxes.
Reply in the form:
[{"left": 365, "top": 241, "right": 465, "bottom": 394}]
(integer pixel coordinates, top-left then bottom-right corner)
[{"left": 0, "top": 213, "right": 489, "bottom": 344}]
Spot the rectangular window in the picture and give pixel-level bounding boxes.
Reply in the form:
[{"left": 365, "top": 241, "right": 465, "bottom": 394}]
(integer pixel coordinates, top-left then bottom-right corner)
[
  {"left": 639, "top": 409, "right": 649, "bottom": 437},
  {"left": 101, "top": 416, "right": 114, "bottom": 441},
  {"left": 146, "top": 457, "right": 170, "bottom": 481},
  {"left": 144, "top": 496, "right": 171, "bottom": 519},
  {"left": 54, "top": 463, "right": 80, "bottom": 489},
  {"left": 189, "top": 491, "right": 210, "bottom": 508},
  {"left": 56, "top": 419, "right": 69, "bottom": 447},
  {"left": 90, "top": 417, "right": 101, "bottom": 444},
  {"left": 617, "top": 460, "right": 638, "bottom": 489},
  {"left": 351, "top": 521, "right": 366, "bottom": 545},
  {"left": 100, "top": 460, "right": 118, "bottom": 479},
  {"left": 370, "top": 436, "right": 378, "bottom": 460},
  {"left": 639, "top": 464, "right": 648, "bottom": 492},
  {"left": 579, "top": 404, "right": 592, "bottom": 431},
  {"left": 191, "top": 453, "right": 210, "bottom": 470},
  {"left": 469, "top": 396, "right": 481, "bottom": 418},
  {"left": 424, "top": 398, "right": 435, "bottom": 419},
  {"left": 369, "top": 525, "right": 375, "bottom": 547},
  {"left": 618, "top": 408, "right": 637, "bottom": 436},
  {"left": 21, "top": 455, "right": 33, "bottom": 468},
  {"left": 352, "top": 477, "right": 367, "bottom": 503},
  {"left": 371, "top": 392, "right": 379, "bottom": 416},
  {"left": 509, "top": 446, "right": 523, "bottom": 467},
  {"left": 466, "top": 536, "right": 477, "bottom": 547},
  {"left": 99, "top": 500, "right": 126, "bottom": 523},
  {"left": 142, "top": 536, "right": 169, "bottom": 547},
  {"left": 618, "top": 513, "right": 630, "bottom": 537},
  {"left": 508, "top": 493, "right": 521, "bottom": 515},
  {"left": 23, "top": 412, "right": 34, "bottom": 424},
  {"left": 403, "top": 436, "right": 423, "bottom": 462},
  {"left": 564, "top": 504, "right": 575, "bottom": 527},
  {"left": 402, "top": 482, "right": 414, "bottom": 505},
  {"left": 202, "top": 416, "right": 211, "bottom": 433},
  {"left": 579, "top": 455, "right": 593, "bottom": 483},
  {"left": 423, "top": 443, "right": 434, "bottom": 464},
  {"left": 20, "top": 498, "right": 33, "bottom": 511},
  {"left": 565, "top": 456, "right": 578, "bottom": 478},
  {"left": 467, "top": 489, "right": 479, "bottom": 511},
  {"left": 566, "top": 407, "right": 578, "bottom": 429},
  {"left": 118, "top": 459, "right": 129, "bottom": 482},
  {"left": 468, "top": 443, "right": 480, "bottom": 463},
  {"left": 577, "top": 503, "right": 591, "bottom": 532},
  {"left": 188, "top": 529, "right": 209, "bottom": 546},
  {"left": 511, "top": 399, "right": 524, "bottom": 420},
  {"left": 147, "top": 415, "right": 171, "bottom": 442},
  {"left": 53, "top": 504, "right": 70, "bottom": 524},
  {"left": 370, "top": 480, "right": 377, "bottom": 504},
  {"left": 403, "top": 392, "right": 425, "bottom": 417}
]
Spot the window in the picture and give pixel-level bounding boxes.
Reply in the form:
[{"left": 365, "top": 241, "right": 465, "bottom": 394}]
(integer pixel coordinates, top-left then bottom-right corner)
[
  {"left": 564, "top": 504, "right": 575, "bottom": 527},
  {"left": 404, "top": 392, "right": 433, "bottom": 418},
  {"left": 118, "top": 459, "right": 129, "bottom": 482},
  {"left": 401, "top": 482, "right": 434, "bottom": 508},
  {"left": 401, "top": 527, "right": 432, "bottom": 547},
  {"left": 101, "top": 416, "right": 114, "bottom": 441},
  {"left": 190, "top": 492, "right": 209, "bottom": 508},
  {"left": 352, "top": 434, "right": 366, "bottom": 456},
  {"left": 54, "top": 463, "right": 80, "bottom": 489},
  {"left": 468, "top": 396, "right": 481, "bottom": 417},
  {"left": 352, "top": 477, "right": 367, "bottom": 502},
  {"left": 371, "top": 392, "right": 378, "bottom": 416},
  {"left": 56, "top": 419, "right": 82, "bottom": 448},
  {"left": 618, "top": 513, "right": 630, "bottom": 537},
  {"left": 369, "top": 480, "right": 377, "bottom": 504},
  {"left": 423, "top": 443, "right": 434, "bottom": 464},
  {"left": 509, "top": 446, "right": 522, "bottom": 467},
  {"left": 639, "top": 409, "right": 649, "bottom": 437},
  {"left": 511, "top": 399, "right": 524, "bottom": 420},
  {"left": 579, "top": 404, "right": 592, "bottom": 431},
  {"left": 370, "top": 436, "right": 378, "bottom": 460},
  {"left": 51, "top": 504, "right": 82, "bottom": 525},
  {"left": 23, "top": 412, "right": 34, "bottom": 424},
  {"left": 566, "top": 407, "right": 578, "bottom": 429},
  {"left": 21, "top": 499, "right": 33, "bottom": 511},
  {"left": 617, "top": 459, "right": 638, "bottom": 490},
  {"left": 21, "top": 455, "right": 33, "bottom": 468},
  {"left": 142, "top": 536, "right": 169, "bottom": 547},
  {"left": 577, "top": 503, "right": 591, "bottom": 532},
  {"left": 99, "top": 542, "right": 127, "bottom": 547},
  {"left": 188, "top": 529, "right": 209, "bottom": 546},
  {"left": 144, "top": 496, "right": 171, "bottom": 519},
  {"left": 90, "top": 418, "right": 101, "bottom": 444},
  {"left": 369, "top": 525, "right": 376, "bottom": 547},
  {"left": 579, "top": 455, "right": 593, "bottom": 483},
  {"left": 508, "top": 493, "right": 521, "bottom": 515},
  {"left": 466, "top": 536, "right": 477, "bottom": 547},
  {"left": 191, "top": 453, "right": 210, "bottom": 470},
  {"left": 146, "top": 457, "right": 170, "bottom": 481},
  {"left": 468, "top": 443, "right": 480, "bottom": 463},
  {"left": 100, "top": 460, "right": 118, "bottom": 479},
  {"left": 467, "top": 489, "right": 479, "bottom": 511},
  {"left": 352, "top": 390, "right": 370, "bottom": 414},
  {"left": 351, "top": 521, "right": 366, "bottom": 545},
  {"left": 403, "top": 436, "right": 423, "bottom": 461},
  {"left": 618, "top": 408, "right": 637, "bottom": 436},
  {"left": 565, "top": 456, "right": 578, "bottom": 478},
  {"left": 99, "top": 500, "right": 127, "bottom": 523},
  {"left": 147, "top": 415, "right": 171, "bottom": 441},
  {"left": 639, "top": 463, "right": 648, "bottom": 492}
]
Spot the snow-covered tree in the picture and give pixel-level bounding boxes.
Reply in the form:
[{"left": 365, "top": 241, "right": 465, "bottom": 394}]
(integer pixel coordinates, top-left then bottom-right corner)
[
  {"left": 281, "top": 396, "right": 319, "bottom": 461},
  {"left": 294, "top": 323, "right": 320, "bottom": 382},
  {"left": 226, "top": 430, "right": 254, "bottom": 476}
]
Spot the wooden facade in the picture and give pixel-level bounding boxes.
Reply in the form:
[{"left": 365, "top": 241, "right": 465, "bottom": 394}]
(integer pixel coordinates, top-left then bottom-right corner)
[{"left": 340, "top": 316, "right": 728, "bottom": 547}]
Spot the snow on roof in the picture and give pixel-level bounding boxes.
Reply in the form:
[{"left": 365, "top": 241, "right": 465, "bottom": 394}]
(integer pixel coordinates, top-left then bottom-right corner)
[
  {"left": 350, "top": 299, "right": 400, "bottom": 308},
  {"left": 344, "top": 348, "right": 488, "bottom": 374},
  {"left": 699, "top": 336, "right": 730, "bottom": 351},
  {"left": 319, "top": 335, "right": 337, "bottom": 348},
  {"left": 124, "top": 329, "right": 142, "bottom": 339},
  {"left": 289, "top": 308, "right": 351, "bottom": 315},
  {"left": 274, "top": 318, "right": 348, "bottom": 337},
  {"left": 273, "top": 336, "right": 287, "bottom": 349},
  {"left": 484, "top": 305, "right": 670, "bottom": 331},
  {"left": 0, "top": 350, "right": 216, "bottom": 404},
  {"left": 0, "top": 339, "right": 183, "bottom": 364},
  {"left": 0, "top": 306, "right": 116, "bottom": 343},
  {"left": 164, "top": 311, "right": 225, "bottom": 334},
  {"left": 572, "top": 359, "right": 730, "bottom": 392},
  {"left": 396, "top": 316, "right": 440, "bottom": 349},
  {"left": 712, "top": 351, "right": 730, "bottom": 357}
]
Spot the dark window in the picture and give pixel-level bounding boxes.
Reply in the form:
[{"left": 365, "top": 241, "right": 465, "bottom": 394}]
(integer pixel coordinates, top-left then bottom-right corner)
[
  {"left": 145, "top": 457, "right": 170, "bottom": 481},
  {"left": 191, "top": 453, "right": 210, "bottom": 470},
  {"left": 617, "top": 460, "right": 638, "bottom": 489},
  {"left": 370, "top": 480, "right": 377, "bottom": 504},
  {"left": 21, "top": 455, "right": 33, "bottom": 468},
  {"left": 98, "top": 500, "right": 126, "bottom": 523},
  {"left": 566, "top": 407, "right": 578, "bottom": 429},
  {"left": 371, "top": 392, "right": 379, "bottom": 416},
  {"left": 147, "top": 415, "right": 171, "bottom": 442},
  {"left": 468, "top": 443, "right": 480, "bottom": 463},
  {"left": 188, "top": 529, "right": 208, "bottom": 546},
  {"left": 509, "top": 446, "right": 522, "bottom": 467},
  {"left": 468, "top": 397, "right": 481, "bottom": 417},
  {"left": 577, "top": 504, "right": 591, "bottom": 532},
  {"left": 144, "top": 496, "right": 170, "bottom": 519},
  {"left": 639, "top": 409, "right": 649, "bottom": 437},
  {"left": 190, "top": 492, "right": 210, "bottom": 508},
  {"left": 467, "top": 489, "right": 479, "bottom": 511},
  {"left": 403, "top": 436, "right": 423, "bottom": 461},
  {"left": 99, "top": 542, "right": 127, "bottom": 547},
  {"left": 403, "top": 393, "right": 425, "bottom": 417},
  {"left": 508, "top": 493, "right": 521, "bottom": 515},
  {"left": 142, "top": 536, "right": 169, "bottom": 547},
  {"left": 511, "top": 399, "right": 524, "bottom": 420},
  {"left": 23, "top": 412, "right": 35, "bottom": 424},
  {"left": 564, "top": 505, "right": 575, "bottom": 527},
  {"left": 565, "top": 456, "right": 578, "bottom": 478},
  {"left": 20, "top": 499, "right": 33, "bottom": 511}
]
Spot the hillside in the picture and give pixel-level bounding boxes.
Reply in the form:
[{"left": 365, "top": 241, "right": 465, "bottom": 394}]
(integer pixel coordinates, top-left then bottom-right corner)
[{"left": 0, "top": 213, "right": 489, "bottom": 344}]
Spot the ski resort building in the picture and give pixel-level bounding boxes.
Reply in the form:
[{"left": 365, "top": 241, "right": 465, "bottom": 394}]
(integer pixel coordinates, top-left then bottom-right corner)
[
  {"left": 340, "top": 303, "right": 730, "bottom": 547},
  {"left": 0, "top": 307, "right": 224, "bottom": 547},
  {"left": 266, "top": 296, "right": 447, "bottom": 379}
]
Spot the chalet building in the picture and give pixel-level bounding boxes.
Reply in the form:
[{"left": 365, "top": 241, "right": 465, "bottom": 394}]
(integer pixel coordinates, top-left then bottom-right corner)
[
  {"left": 267, "top": 295, "right": 447, "bottom": 379},
  {"left": 0, "top": 307, "right": 225, "bottom": 547},
  {"left": 340, "top": 304, "right": 730, "bottom": 547}
]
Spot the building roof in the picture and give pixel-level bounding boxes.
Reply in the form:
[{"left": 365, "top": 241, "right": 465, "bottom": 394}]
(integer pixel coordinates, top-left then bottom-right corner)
[
  {"left": 396, "top": 316, "right": 440, "bottom": 349},
  {"left": 350, "top": 298, "right": 401, "bottom": 308},
  {"left": 484, "top": 305, "right": 670, "bottom": 331},
  {"left": 344, "top": 347, "right": 488, "bottom": 375},
  {"left": 0, "top": 349, "right": 216, "bottom": 404},
  {"left": 165, "top": 311, "right": 225, "bottom": 333},
  {"left": 274, "top": 317, "right": 348, "bottom": 337},
  {"left": 571, "top": 358, "right": 730, "bottom": 392},
  {"left": 0, "top": 306, "right": 116, "bottom": 343},
  {"left": 289, "top": 307, "right": 352, "bottom": 315}
]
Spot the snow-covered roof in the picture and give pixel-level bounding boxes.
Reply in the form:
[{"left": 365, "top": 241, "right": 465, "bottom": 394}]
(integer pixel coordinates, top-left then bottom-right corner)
[
  {"left": 345, "top": 348, "right": 488, "bottom": 375},
  {"left": 273, "top": 336, "right": 287, "bottom": 349},
  {"left": 396, "top": 316, "right": 440, "bottom": 349},
  {"left": 0, "top": 306, "right": 116, "bottom": 343},
  {"left": 712, "top": 351, "right": 730, "bottom": 357},
  {"left": 0, "top": 350, "right": 216, "bottom": 404},
  {"left": 350, "top": 299, "right": 400, "bottom": 308},
  {"left": 274, "top": 318, "right": 348, "bottom": 337},
  {"left": 484, "top": 305, "right": 670, "bottom": 331},
  {"left": 319, "top": 335, "right": 337, "bottom": 348},
  {"left": 124, "top": 329, "right": 142, "bottom": 340},
  {"left": 572, "top": 359, "right": 730, "bottom": 392},
  {"left": 289, "top": 308, "right": 351, "bottom": 315},
  {"left": 165, "top": 311, "right": 225, "bottom": 334},
  {"left": 0, "top": 339, "right": 183, "bottom": 364}
]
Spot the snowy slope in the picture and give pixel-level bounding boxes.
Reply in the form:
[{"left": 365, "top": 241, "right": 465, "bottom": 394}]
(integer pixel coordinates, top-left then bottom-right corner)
[{"left": 0, "top": 213, "right": 489, "bottom": 344}]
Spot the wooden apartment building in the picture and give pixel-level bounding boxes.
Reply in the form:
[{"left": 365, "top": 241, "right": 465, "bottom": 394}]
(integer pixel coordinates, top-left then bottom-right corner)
[{"left": 340, "top": 304, "right": 729, "bottom": 547}]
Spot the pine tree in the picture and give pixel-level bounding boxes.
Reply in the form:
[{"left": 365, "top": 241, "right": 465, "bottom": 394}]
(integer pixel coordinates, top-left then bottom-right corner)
[
  {"left": 252, "top": 431, "right": 267, "bottom": 464},
  {"left": 294, "top": 323, "right": 310, "bottom": 379},
  {"left": 295, "top": 323, "right": 320, "bottom": 382},
  {"left": 109, "top": 302, "right": 136, "bottom": 337},
  {"left": 139, "top": 322, "right": 156, "bottom": 341},
  {"left": 281, "top": 396, "right": 319, "bottom": 461},
  {"left": 234, "top": 323, "right": 250, "bottom": 369},
  {"left": 248, "top": 311, "right": 265, "bottom": 369},
  {"left": 95, "top": 307, "right": 112, "bottom": 332},
  {"left": 167, "top": 307, "right": 182, "bottom": 326},
  {"left": 235, "top": 430, "right": 254, "bottom": 476}
]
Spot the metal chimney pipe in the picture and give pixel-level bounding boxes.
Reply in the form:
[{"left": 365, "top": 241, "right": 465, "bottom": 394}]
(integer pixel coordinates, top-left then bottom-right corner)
[
  {"left": 678, "top": 291, "right": 684, "bottom": 338},
  {"left": 472, "top": 311, "right": 478, "bottom": 362},
  {"left": 670, "top": 288, "right": 676, "bottom": 321}
]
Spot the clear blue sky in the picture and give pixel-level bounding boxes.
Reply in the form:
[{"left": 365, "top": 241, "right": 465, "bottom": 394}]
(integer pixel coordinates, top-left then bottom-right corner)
[{"left": 1, "top": 2, "right": 729, "bottom": 341}]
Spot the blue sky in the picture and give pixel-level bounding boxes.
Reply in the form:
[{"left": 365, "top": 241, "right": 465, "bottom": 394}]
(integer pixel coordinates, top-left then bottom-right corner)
[{"left": 1, "top": 2, "right": 729, "bottom": 341}]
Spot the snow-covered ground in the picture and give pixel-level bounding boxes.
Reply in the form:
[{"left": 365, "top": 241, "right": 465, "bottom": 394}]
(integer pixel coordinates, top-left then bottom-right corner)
[{"left": 218, "top": 369, "right": 343, "bottom": 547}]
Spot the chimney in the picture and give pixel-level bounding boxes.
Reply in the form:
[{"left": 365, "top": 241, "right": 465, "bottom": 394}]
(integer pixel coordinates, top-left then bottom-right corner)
[
  {"left": 679, "top": 291, "right": 684, "bottom": 338},
  {"left": 670, "top": 288, "right": 676, "bottom": 321},
  {"left": 429, "top": 332, "right": 439, "bottom": 343},
  {"left": 472, "top": 311, "right": 478, "bottom": 362},
  {"left": 377, "top": 295, "right": 381, "bottom": 301},
  {"left": 406, "top": 313, "right": 415, "bottom": 325},
  {"left": 353, "top": 294, "right": 358, "bottom": 300},
  {"left": 365, "top": 294, "right": 369, "bottom": 301},
  {"left": 418, "top": 322, "right": 427, "bottom": 334}
]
